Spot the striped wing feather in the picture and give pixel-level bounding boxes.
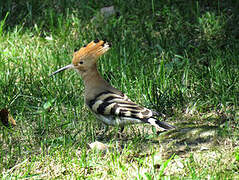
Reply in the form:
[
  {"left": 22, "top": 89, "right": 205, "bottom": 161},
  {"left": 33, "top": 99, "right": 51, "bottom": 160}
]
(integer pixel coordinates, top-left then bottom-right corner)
[
  {"left": 88, "top": 91, "right": 153, "bottom": 120},
  {"left": 87, "top": 91, "right": 175, "bottom": 130}
]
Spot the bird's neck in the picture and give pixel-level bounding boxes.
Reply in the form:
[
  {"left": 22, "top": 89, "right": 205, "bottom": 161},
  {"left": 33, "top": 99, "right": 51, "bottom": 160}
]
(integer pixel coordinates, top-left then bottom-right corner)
[{"left": 80, "top": 65, "right": 110, "bottom": 99}]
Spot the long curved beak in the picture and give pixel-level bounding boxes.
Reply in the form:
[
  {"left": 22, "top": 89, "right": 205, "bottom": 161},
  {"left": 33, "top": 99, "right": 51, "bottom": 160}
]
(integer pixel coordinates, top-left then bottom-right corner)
[{"left": 50, "top": 64, "right": 74, "bottom": 77}]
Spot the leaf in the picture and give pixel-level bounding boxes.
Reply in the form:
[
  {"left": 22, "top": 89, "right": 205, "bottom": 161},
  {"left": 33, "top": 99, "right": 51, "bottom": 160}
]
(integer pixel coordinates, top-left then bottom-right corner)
[
  {"left": 88, "top": 141, "right": 109, "bottom": 151},
  {"left": 0, "top": 108, "right": 16, "bottom": 127},
  {"left": 43, "top": 99, "right": 55, "bottom": 110},
  {"left": 100, "top": 6, "right": 115, "bottom": 18}
]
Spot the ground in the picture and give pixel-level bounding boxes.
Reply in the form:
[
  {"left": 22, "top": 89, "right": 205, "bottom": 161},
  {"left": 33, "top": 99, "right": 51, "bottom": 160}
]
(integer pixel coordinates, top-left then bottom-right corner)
[{"left": 0, "top": 0, "right": 239, "bottom": 179}]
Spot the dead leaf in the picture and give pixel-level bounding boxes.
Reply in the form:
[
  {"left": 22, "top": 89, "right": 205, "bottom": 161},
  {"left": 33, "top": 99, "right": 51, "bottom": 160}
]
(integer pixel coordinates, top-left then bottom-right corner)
[
  {"left": 88, "top": 141, "right": 108, "bottom": 151},
  {"left": 0, "top": 108, "right": 16, "bottom": 127},
  {"left": 100, "top": 6, "right": 116, "bottom": 17},
  {"left": 91, "top": 6, "right": 117, "bottom": 22}
]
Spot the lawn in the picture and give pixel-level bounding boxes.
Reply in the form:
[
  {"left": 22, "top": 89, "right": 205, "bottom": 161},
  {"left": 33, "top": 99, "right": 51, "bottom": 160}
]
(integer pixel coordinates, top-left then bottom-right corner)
[{"left": 0, "top": 0, "right": 239, "bottom": 179}]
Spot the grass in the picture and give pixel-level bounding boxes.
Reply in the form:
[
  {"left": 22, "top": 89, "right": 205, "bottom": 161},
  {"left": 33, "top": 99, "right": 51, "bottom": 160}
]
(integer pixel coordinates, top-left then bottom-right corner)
[{"left": 0, "top": 0, "right": 239, "bottom": 179}]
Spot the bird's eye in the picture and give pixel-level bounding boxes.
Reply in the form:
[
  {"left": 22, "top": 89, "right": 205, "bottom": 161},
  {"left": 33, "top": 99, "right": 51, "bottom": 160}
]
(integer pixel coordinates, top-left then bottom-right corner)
[{"left": 79, "top": 61, "right": 83, "bottom": 65}]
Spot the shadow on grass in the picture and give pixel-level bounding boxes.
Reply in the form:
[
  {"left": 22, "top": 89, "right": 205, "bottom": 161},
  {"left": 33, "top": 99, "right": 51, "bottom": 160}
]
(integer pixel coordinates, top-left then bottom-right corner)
[
  {"left": 98, "top": 114, "right": 234, "bottom": 158},
  {"left": 156, "top": 119, "right": 237, "bottom": 159}
]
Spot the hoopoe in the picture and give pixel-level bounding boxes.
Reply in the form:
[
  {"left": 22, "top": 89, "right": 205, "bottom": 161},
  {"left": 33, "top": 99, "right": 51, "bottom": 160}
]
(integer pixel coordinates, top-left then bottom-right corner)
[{"left": 51, "top": 40, "right": 175, "bottom": 132}]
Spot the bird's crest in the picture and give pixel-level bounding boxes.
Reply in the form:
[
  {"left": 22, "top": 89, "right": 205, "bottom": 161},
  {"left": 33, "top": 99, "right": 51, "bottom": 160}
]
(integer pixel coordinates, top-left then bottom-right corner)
[{"left": 73, "top": 40, "right": 110, "bottom": 65}]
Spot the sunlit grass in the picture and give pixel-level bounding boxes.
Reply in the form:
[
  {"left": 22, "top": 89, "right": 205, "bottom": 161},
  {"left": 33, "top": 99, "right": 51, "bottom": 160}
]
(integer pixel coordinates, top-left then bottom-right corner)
[{"left": 0, "top": 0, "right": 239, "bottom": 179}]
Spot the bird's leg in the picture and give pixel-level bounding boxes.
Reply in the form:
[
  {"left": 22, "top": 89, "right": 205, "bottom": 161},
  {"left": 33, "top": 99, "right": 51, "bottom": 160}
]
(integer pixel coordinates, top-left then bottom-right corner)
[
  {"left": 103, "top": 124, "right": 109, "bottom": 134},
  {"left": 120, "top": 126, "right": 124, "bottom": 134},
  {"left": 96, "top": 123, "right": 109, "bottom": 141},
  {"left": 115, "top": 126, "right": 125, "bottom": 139}
]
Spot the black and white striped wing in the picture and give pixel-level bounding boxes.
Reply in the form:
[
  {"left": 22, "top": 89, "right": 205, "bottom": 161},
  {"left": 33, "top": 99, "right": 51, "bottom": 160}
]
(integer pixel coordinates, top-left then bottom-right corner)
[{"left": 87, "top": 91, "right": 175, "bottom": 129}]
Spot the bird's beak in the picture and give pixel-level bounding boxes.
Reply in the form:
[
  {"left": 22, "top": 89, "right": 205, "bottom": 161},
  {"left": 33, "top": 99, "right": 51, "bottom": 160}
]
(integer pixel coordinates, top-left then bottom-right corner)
[{"left": 50, "top": 64, "right": 74, "bottom": 77}]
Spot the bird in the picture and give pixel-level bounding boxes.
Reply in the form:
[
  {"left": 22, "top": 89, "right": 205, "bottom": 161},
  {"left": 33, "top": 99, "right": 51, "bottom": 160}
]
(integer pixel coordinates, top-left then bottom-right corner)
[{"left": 51, "top": 39, "right": 175, "bottom": 132}]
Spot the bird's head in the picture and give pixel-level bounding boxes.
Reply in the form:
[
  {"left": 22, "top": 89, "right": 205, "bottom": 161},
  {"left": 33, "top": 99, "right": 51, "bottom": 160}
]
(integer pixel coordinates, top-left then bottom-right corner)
[{"left": 50, "top": 39, "right": 110, "bottom": 76}]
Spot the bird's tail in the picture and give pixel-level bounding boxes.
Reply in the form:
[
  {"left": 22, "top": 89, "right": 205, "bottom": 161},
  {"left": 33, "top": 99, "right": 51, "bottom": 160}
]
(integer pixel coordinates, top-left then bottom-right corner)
[{"left": 147, "top": 118, "right": 175, "bottom": 130}]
